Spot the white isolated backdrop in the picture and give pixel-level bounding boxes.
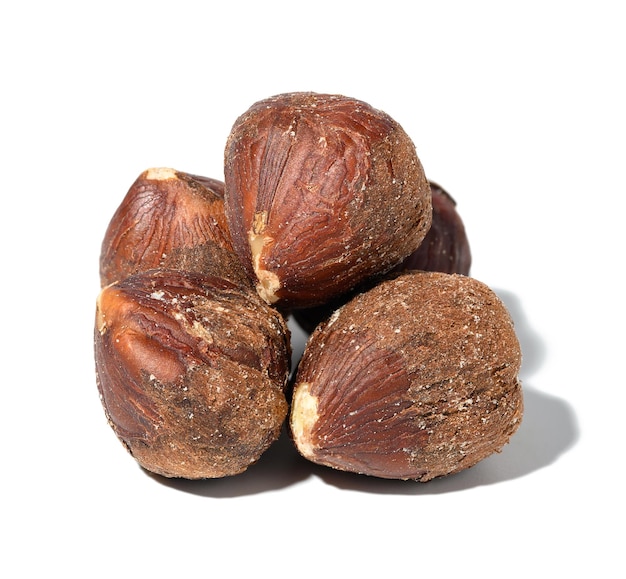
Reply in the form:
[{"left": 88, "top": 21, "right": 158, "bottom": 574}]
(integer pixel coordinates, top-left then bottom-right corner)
[{"left": 1, "top": 1, "right": 624, "bottom": 577}]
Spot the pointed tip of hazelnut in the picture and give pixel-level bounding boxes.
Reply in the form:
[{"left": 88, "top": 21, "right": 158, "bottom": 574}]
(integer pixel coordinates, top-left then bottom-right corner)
[{"left": 143, "top": 167, "right": 178, "bottom": 181}]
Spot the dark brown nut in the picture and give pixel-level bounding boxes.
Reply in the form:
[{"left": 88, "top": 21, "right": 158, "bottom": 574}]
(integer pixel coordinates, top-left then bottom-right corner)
[
  {"left": 99, "top": 168, "right": 236, "bottom": 287},
  {"left": 224, "top": 92, "right": 432, "bottom": 309},
  {"left": 94, "top": 268, "right": 291, "bottom": 479},
  {"left": 394, "top": 181, "right": 472, "bottom": 276},
  {"left": 291, "top": 180, "right": 472, "bottom": 334},
  {"left": 289, "top": 271, "right": 523, "bottom": 481}
]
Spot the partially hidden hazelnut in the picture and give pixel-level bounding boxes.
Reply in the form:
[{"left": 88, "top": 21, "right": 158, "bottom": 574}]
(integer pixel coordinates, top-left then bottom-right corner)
[
  {"left": 289, "top": 271, "right": 522, "bottom": 481},
  {"left": 94, "top": 268, "right": 291, "bottom": 479},
  {"left": 224, "top": 92, "right": 432, "bottom": 309},
  {"left": 292, "top": 180, "right": 472, "bottom": 334},
  {"left": 99, "top": 168, "right": 240, "bottom": 287}
]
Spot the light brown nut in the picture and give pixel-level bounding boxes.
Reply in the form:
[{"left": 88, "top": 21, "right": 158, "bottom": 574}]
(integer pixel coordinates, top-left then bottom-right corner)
[
  {"left": 224, "top": 92, "right": 432, "bottom": 309},
  {"left": 94, "top": 268, "right": 291, "bottom": 479},
  {"left": 99, "top": 168, "right": 238, "bottom": 287},
  {"left": 289, "top": 271, "right": 523, "bottom": 481}
]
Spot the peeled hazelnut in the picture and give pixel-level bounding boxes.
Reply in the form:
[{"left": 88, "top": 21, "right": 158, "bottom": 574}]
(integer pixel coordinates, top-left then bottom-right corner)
[
  {"left": 94, "top": 268, "right": 291, "bottom": 479},
  {"left": 289, "top": 271, "right": 523, "bottom": 481},
  {"left": 99, "top": 168, "right": 237, "bottom": 287},
  {"left": 224, "top": 92, "right": 432, "bottom": 309},
  {"left": 292, "top": 180, "right": 472, "bottom": 333}
]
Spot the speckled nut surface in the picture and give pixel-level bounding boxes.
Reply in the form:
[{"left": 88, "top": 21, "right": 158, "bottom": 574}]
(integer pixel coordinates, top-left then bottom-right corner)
[
  {"left": 94, "top": 268, "right": 291, "bottom": 479},
  {"left": 224, "top": 92, "right": 432, "bottom": 309},
  {"left": 289, "top": 271, "right": 523, "bottom": 481},
  {"left": 99, "top": 168, "right": 235, "bottom": 287}
]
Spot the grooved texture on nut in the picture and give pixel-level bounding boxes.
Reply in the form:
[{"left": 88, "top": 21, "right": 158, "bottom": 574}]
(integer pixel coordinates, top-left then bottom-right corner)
[
  {"left": 99, "top": 169, "right": 236, "bottom": 287},
  {"left": 224, "top": 92, "right": 432, "bottom": 309},
  {"left": 289, "top": 271, "right": 523, "bottom": 481},
  {"left": 94, "top": 269, "right": 291, "bottom": 479}
]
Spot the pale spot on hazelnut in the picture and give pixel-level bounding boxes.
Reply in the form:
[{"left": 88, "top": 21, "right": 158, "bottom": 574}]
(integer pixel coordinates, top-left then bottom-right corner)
[
  {"left": 255, "top": 270, "right": 280, "bottom": 304},
  {"left": 290, "top": 382, "right": 319, "bottom": 459},
  {"left": 145, "top": 167, "right": 178, "bottom": 181},
  {"left": 96, "top": 300, "right": 107, "bottom": 335},
  {"left": 187, "top": 320, "right": 214, "bottom": 344},
  {"left": 252, "top": 210, "right": 268, "bottom": 235},
  {"left": 249, "top": 211, "right": 281, "bottom": 304}
]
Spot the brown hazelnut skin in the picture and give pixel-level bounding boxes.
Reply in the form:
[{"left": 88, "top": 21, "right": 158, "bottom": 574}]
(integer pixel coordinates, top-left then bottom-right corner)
[
  {"left": 289, "top": 271, "right": 523, "bottom": 481},
  {"left": 224, "top": 92, "right": 432, "bottom": 310},
  {"left": 292, "top": 180, "right": 472, "bottom": 334},
  {"left": 94, "top": 268, "right": 291, "bottom": 479},
  {"left": 99, "top": 168, "right": 237, "bottom": 288}
]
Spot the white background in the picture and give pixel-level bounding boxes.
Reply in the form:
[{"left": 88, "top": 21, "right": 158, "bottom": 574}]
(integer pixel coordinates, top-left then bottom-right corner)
[{"left": 2, "top": 1, "right": 624, "bottom": 576}]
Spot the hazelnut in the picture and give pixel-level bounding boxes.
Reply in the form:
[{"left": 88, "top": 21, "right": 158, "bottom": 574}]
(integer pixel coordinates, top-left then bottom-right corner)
[
  {"left": 224, "top": 92, "right": 432, "bottom": 309},
  {"left": 94, "top": 268, "right": 291, "bottom": 479},
  {"left": 99, "top": 168, "right": 237, "bottom": 287},
  {"left": 292, "top": 180, "right": 472, "bottom": 333},
  {"left": 289, "top": 271, "right": 523, "bottom": 481}
]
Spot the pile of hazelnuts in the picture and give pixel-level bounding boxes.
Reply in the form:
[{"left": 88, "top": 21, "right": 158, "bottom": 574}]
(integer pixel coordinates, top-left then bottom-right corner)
[{"left": 95, "top": 92, "right": 523, "bottom": 482}]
